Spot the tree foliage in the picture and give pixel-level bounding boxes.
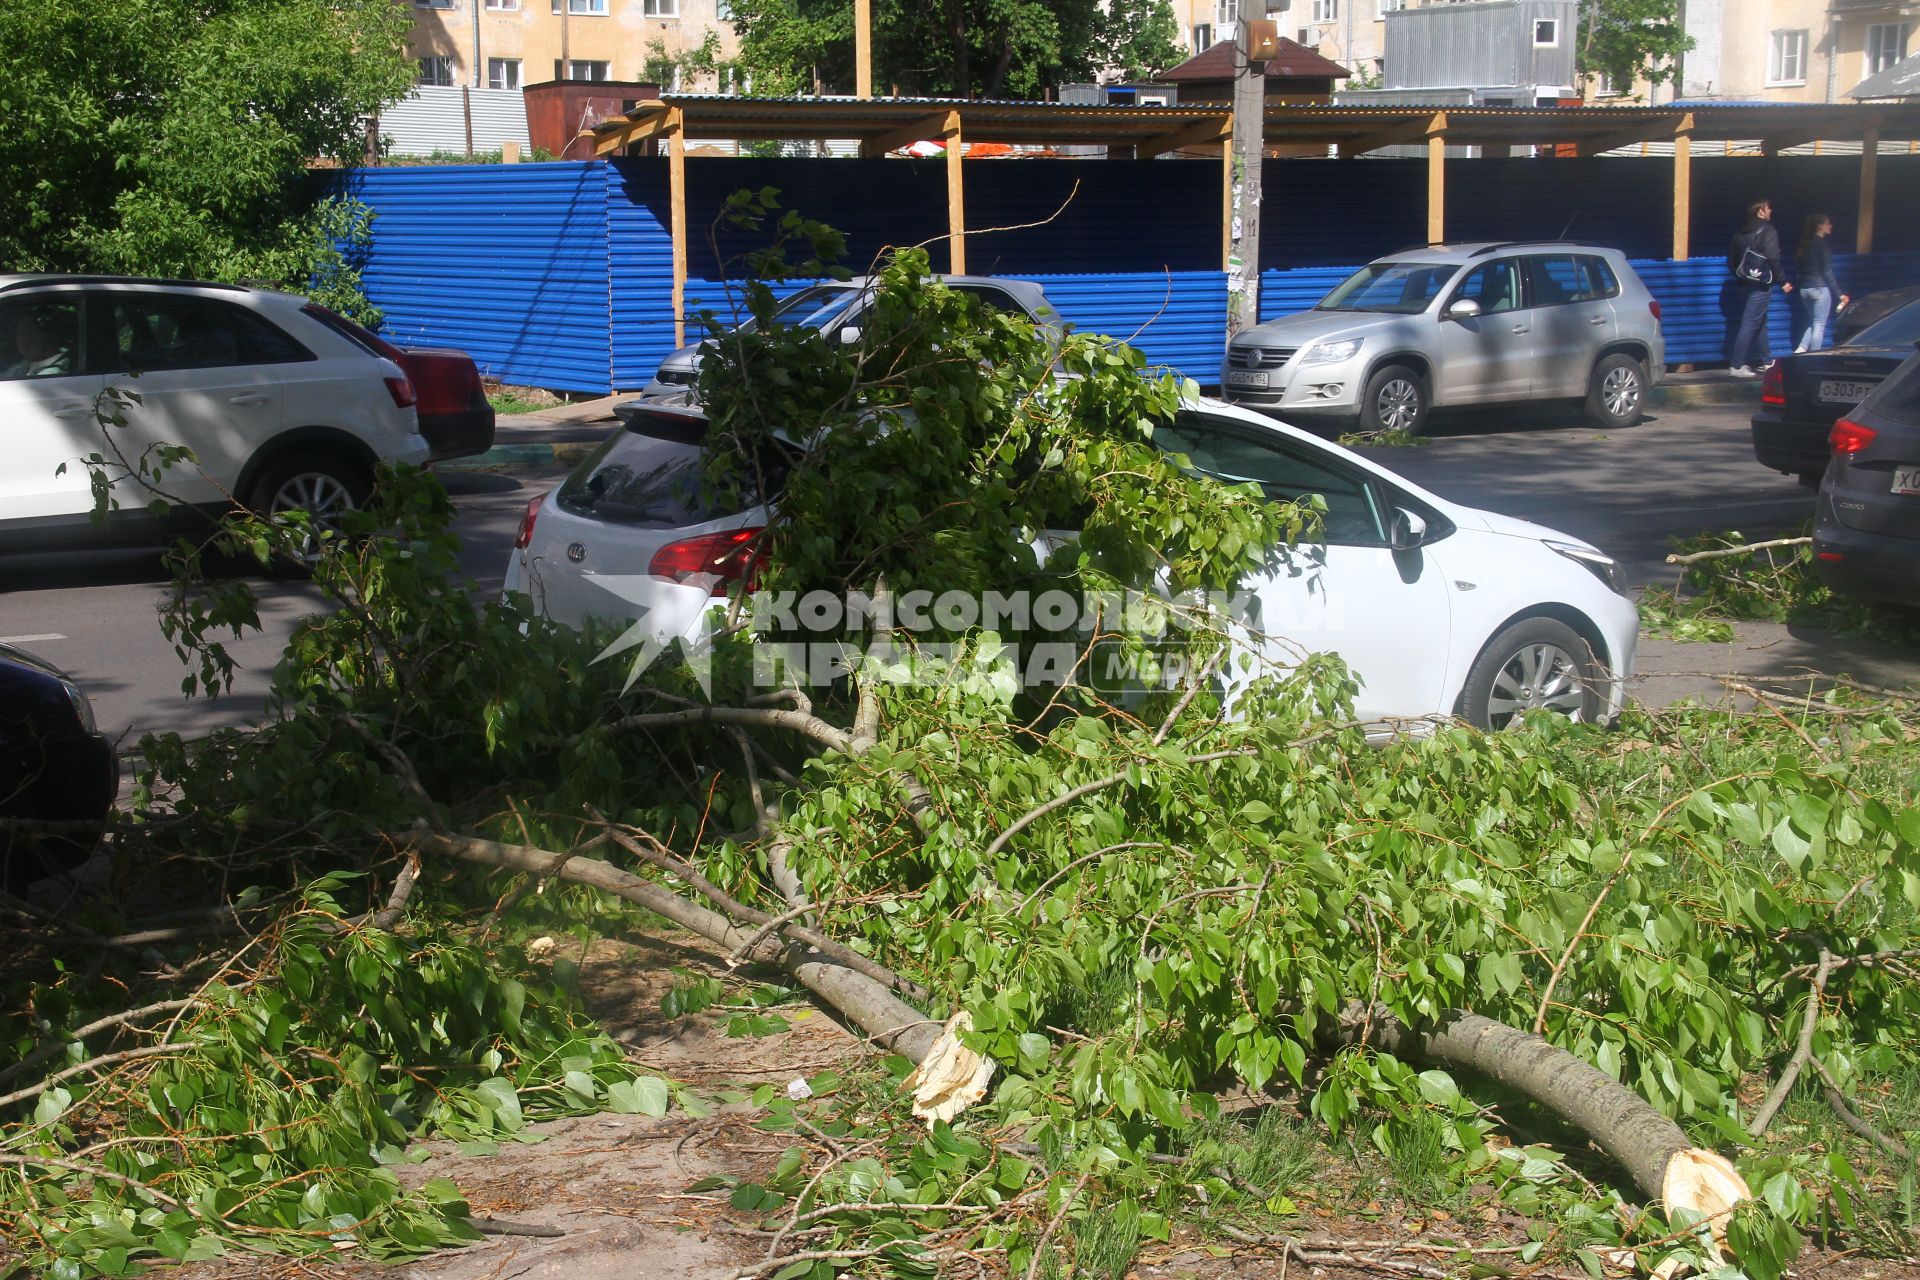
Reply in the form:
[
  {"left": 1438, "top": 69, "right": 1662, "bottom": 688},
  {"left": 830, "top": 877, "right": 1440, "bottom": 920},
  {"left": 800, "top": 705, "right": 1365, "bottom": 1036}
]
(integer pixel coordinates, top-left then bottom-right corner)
[
  {"left": 725, "top": 0, "right": 1184, "bottom": 99},
  {"left": 0, "top": 0, "right": 412, "bottom": 284},
  {"left": 1578, "top": 0, "right": 1694, "bottom": 95}
]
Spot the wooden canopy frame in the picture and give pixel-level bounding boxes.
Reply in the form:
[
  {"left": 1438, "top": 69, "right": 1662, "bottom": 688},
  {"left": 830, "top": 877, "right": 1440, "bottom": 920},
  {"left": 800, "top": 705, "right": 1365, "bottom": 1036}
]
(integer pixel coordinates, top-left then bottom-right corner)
[{"left": 585, "top": 96, "right": 1920, "bottom": 345}]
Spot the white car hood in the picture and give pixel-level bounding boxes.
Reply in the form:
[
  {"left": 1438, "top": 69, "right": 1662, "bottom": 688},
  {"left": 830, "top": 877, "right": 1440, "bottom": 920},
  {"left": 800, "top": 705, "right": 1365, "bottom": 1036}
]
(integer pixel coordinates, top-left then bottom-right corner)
[{"left": 1457, "top": 505, "right": 1600, "bottom": 554}]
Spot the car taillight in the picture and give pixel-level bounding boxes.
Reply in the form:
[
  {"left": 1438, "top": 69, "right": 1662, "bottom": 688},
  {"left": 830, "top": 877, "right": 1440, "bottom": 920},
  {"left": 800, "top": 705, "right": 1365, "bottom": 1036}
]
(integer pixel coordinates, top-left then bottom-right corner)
[
  {"left": 384, "top": 375, "right": 417, "bottom": 409},
  {"left": 1830, "top": 417, "right": 1877, "bottom": 455},
  {"left": 1648, "top": 299, "right": 1662, "bottom": 321},
  {"left": 513, "top": 496, "right": 541, "bottom": 549},
  {"left": 648, "top": 527, "right": 763, "bottom": 597},
  {"left": 1761, "top": 360, "right": 1785, "bottom": 406}
]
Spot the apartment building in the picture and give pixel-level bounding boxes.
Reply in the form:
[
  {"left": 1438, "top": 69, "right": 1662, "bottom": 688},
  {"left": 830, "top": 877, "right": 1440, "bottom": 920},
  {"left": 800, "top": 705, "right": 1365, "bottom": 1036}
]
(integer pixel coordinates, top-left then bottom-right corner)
[
  {"left": 406, "top": 0, "right": 742, "bottom": 93},
  {"left": 1592, "top": 0, "right": 1913, "bottom": 103}
]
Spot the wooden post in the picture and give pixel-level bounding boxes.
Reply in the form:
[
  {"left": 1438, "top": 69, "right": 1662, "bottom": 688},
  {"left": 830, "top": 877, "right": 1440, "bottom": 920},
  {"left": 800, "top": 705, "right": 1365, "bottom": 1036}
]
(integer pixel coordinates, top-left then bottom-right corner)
[
  {"left": 668, "top": 109, "right": 688, "bottom": 348},
  {"left": 1672, "top": 115, "right": 1692, "bottom": 260},
  {"left": 945, "top": 112, "right": 966, "bottom": 273},
  {"left": 462, "top": 85, "right": 475, "bottom": 161},
  {"left": 1426, "top": 130, "right": 1445, "bottom": 244},
  {"left": 855, "top": 0, "right": 872, "bottom": 97},
  {"left": 502, "top": 140, "right": 521, "bottom": 164},
  {"left": 1858, "top": 127, "right": 1879, "bottom": 254}
]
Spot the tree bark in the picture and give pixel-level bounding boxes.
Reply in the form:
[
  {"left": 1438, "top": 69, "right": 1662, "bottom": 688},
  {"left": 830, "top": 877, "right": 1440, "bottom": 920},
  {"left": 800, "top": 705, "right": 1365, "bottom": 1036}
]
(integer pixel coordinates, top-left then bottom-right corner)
[{"left": 1354, "top": 1008, "right": 1692, "bottom": 1203}]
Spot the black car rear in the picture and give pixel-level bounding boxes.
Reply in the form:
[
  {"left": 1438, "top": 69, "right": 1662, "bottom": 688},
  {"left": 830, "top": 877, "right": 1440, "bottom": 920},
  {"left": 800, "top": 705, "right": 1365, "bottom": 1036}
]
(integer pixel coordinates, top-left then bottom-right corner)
[
  {"left": 1752, "top": 300, "right": 1920, "bottom": 482},
  {"left": 1813, "top": 347, "right": 1920, "bottom": 603},
  {"left": 1, "top": 644, "right": 116, "bottom": 891}
]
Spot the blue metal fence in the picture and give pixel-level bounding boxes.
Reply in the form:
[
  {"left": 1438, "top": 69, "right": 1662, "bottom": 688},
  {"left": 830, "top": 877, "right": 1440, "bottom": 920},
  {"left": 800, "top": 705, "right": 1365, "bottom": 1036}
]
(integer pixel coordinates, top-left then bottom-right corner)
[{"left": 342, "top": 156, "right": 1920, "bottom": 393}]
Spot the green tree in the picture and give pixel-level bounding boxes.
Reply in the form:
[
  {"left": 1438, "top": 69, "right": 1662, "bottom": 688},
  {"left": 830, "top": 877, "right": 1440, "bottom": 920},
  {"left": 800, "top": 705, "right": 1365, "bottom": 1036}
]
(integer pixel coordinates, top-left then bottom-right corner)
[
  {"left": 726, "top": 0, "right": 1184, "bottom": 99},
  {"left": 1578, "top": 0, "right": 1693, "bottom": 95},
  {"left": 0, "top": 0, "right": 413, "bottom": 285}
]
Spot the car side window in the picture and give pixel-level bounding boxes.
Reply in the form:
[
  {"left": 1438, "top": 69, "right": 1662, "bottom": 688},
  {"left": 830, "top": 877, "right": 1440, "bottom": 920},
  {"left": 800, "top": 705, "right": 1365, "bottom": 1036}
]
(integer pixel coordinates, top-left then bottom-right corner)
[
  {"left": 1525, "top": 254, "right": 1611, "bottom": 307},
  {"left": 1153, "top": 416, "right": 1386, "bottom": 546},
  {"left": 107, "top": 295, "right": 311, "bottom": 373},
  {"left": 1449, "top": 261, "right": 1523, "bottom": 315},
  {"left": 0, "top": 298, "right": 83, "bottom": 382},
  {"left": 947, "top": 285, "right": 1020, "bottom": 314}
]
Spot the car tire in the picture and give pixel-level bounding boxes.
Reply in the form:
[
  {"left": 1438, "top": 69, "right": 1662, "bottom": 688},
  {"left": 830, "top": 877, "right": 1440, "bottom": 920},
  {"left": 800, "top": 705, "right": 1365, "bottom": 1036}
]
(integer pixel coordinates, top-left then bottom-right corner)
[
  {"left": 1585, "top": 354, "right": 1645, "bottom": 428},
  {"left": 247, "top": 450, "right": 373, "bottom": 567},
  {"left": 1358, "top": 364, "right": 1428, "bottom": 435},
  {"left": 1459, "top": 617, "right": 1607, "bottom": 731}
]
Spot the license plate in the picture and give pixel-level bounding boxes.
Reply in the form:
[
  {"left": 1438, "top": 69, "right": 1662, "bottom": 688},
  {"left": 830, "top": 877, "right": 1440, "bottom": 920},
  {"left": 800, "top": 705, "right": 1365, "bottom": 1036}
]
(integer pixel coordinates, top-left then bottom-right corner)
[
  {"left": 1819, "top": 378, "right": 1879, "bottom": 403},
  {"left": 1895, "top": 466, "right": 1920, "bottom": 496},
  {"left": 1226, "top": 370, "right": 1269, "bottom": 389}
]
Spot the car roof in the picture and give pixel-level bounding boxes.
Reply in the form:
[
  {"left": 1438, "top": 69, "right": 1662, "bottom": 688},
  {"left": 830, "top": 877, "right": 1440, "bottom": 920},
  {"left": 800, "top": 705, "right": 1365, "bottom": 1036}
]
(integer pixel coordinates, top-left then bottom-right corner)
[
  {"left": 1371, "top": 241, "right": 1621, "bottom": 265},
  {"left": 0, "top": 274, "right": 262, "bottom": 297}
]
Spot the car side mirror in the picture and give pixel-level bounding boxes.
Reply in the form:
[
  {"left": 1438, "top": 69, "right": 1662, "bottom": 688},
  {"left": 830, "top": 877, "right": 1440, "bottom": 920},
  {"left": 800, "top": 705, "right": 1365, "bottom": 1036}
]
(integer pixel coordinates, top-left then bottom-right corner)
[
  {"left": 1388, "top": 507, "right": 1427, "bottom": 552},
  {"left": 1445, "top": 298, "right": 1482, "bottom": 320},
  {"left": 838, "top": 325, "right": 862, "bottom": 345}
]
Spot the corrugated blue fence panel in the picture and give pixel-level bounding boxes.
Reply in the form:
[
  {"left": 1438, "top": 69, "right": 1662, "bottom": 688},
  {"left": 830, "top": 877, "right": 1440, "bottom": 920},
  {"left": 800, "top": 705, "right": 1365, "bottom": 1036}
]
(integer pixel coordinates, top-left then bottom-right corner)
[
  {"left": 1029, "top": 273, "right": 1228, "bottom": 380},
  {"left": 349, "top": 162, "right": 614, "bottom": 393},
  {"left": 606, "top": 163, "right": 676, "bottom": 392}
]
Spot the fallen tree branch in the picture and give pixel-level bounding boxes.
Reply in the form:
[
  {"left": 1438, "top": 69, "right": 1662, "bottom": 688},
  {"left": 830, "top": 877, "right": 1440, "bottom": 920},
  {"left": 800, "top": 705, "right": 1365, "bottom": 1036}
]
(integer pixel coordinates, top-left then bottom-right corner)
[
  {"left": 1665, "top": 537, "right": 1810, "bottom": 565},
  {"left": 1812, "top": 1058, "right": 1913, "bottom": 1161},
  {"left": 0, "top": 1044, "right": 185, "bottom": 1112},
  {"left": 607, "top": 705, "right": 851, "bottom": 755},
  {"left": 0, "top": 998, "right": 202, "bottom": 1091},
  {"left": 400, "top": 828, "right": 941, "bottom": 1063},
  {"left": 1750, "top": 948, "right": 1832, "bottom": 1138}
]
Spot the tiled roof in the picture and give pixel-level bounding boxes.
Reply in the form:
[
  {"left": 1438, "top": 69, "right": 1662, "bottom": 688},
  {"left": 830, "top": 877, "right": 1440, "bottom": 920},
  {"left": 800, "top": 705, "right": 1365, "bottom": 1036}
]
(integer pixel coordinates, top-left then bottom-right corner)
[{"left": 1154, "top": 39, "right": 1353, "bottom": 83}]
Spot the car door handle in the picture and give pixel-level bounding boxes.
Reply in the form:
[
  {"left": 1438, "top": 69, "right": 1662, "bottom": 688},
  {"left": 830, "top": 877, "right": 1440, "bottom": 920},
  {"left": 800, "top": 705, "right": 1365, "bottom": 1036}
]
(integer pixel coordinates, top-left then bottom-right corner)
[
  {"left": 1588, "top": 315, "right": 1607, "bottom": 325},
  {"left": 228, "top": 393, "right": 272, "bottom": 406},
  {"left": 1511, "top": 325, "right": 1530, "bottom": 334},
  {"left": 53, "top": 405, "right": 94, "bottom": 419}
]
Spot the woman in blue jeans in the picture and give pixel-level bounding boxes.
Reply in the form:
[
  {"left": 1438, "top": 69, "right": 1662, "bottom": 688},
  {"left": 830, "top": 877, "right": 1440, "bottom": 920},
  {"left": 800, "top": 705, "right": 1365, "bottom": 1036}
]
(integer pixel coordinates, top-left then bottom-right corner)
[{"left": 1794, "top": 214, "right": 1849, "bottom": 352}]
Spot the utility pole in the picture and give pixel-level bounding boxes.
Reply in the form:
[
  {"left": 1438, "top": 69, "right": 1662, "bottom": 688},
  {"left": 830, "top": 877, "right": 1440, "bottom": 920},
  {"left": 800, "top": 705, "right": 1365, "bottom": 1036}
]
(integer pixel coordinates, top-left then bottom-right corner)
[
  {"left": 855, "top": 0, "right": 873, "bottom": 97},
  {"left": 1227, "top": 0, "right": 1266, "bottom": 336}
]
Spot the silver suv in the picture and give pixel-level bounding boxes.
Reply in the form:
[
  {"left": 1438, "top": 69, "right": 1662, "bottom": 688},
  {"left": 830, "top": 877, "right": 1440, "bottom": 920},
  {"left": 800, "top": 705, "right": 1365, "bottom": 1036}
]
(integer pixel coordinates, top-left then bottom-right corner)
[{"left": 1223, "top": 242, "right": 1665, "bottom": 433}]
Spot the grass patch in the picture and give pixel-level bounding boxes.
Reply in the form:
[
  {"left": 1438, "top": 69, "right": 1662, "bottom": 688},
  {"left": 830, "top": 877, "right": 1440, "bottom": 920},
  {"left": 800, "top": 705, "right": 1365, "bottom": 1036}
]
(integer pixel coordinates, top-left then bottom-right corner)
[
  {"left": 488, "top": 389, "right": 553, "bottom": 416},
  {"left": 1339, "top": 428, "right": 1429, "bottom": 449}
]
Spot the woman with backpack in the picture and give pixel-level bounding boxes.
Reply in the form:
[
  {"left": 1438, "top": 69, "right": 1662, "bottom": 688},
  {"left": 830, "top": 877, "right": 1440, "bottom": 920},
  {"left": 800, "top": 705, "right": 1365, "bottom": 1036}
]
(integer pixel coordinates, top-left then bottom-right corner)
[{"left": 1727, "top": 197, "right": 1791, "bottom": 377}]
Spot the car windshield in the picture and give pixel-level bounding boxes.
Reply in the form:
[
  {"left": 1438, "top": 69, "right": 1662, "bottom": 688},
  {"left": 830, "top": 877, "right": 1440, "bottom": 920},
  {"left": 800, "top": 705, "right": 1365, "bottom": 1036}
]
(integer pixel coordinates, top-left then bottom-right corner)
[
  {"left": 1316, "top": 262, "right": 1456, "bottom": 314},
  {"left": 741, "top": 285, "right": 860, "bottom": 335},
  {"left": 1852, "top": 301, "right": 1920, "bottom": 349}
]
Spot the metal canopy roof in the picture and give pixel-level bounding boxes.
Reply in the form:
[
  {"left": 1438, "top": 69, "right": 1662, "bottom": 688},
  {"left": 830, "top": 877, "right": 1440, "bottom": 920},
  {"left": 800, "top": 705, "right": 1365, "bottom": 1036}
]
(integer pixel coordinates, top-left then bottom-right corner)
[{"left": 589, "top": 94, "right": 1920, "bottom": 158}]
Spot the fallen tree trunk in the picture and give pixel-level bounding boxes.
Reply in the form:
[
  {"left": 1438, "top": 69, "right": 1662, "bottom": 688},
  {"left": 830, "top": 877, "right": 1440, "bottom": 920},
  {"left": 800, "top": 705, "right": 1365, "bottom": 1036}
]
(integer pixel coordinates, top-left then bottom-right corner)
[
  {"left": 400, "top": 829, "right": 941, "bottom": 1063},
  {"left": 1352, "top": 1008, "right": 1747, "bottom": 1225}
]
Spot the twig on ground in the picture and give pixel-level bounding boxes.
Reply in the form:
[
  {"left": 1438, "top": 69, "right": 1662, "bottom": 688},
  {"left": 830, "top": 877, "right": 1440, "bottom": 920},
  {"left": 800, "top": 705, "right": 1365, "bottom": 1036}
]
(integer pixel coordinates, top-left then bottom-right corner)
[
  {"left": 1751, "top": 948, "right": 1832, "bottom": 1138},
  {"left": 1665, "top": 537, "right": 1810, "bottom": 565}
]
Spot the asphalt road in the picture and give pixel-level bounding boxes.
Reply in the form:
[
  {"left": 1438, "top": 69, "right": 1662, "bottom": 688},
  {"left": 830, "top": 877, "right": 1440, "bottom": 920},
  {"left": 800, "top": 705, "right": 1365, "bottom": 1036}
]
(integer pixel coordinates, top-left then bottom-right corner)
[{"left": 0, "top": 397, "right": 1820, "bottom": 747}]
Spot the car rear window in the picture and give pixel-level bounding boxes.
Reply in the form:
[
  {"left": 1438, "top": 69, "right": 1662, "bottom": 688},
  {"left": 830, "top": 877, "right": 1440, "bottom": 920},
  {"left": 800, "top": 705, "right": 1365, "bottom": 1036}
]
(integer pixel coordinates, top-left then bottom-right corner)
[
  {"left": 1865, "top": 351, "right": 1920, "bottom": 423},
  {"left": 301, "top": 304, "right": 405, "bottom": 361},
  {"left": 1853, "top": 301, "right": 1920, "bottom": 348},
  {"left": 557, "top": 424, "right": 791, "bottom": 527}
]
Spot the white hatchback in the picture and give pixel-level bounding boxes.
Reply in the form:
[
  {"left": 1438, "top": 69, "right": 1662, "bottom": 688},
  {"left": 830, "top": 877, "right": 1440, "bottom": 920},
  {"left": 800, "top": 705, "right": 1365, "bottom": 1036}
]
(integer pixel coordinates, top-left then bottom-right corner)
[
  {"left": 503, "top": 399, "right": 1638, "bottom": 730},
  {"left": 0, "top": 275, "right": 430, "bottom": 550}
]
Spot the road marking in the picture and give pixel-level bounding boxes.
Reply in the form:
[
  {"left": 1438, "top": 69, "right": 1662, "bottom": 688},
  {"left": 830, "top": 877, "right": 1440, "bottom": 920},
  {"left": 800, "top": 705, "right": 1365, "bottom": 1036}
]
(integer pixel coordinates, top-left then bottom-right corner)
[{"left": 0, "top": 633, "right": 67, "bottom": 644}]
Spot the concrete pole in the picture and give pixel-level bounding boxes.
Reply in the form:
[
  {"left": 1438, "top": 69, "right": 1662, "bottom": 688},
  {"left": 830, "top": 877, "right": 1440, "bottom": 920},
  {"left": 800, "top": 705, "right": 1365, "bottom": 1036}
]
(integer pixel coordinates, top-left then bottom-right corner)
[{"left": 1227, "top": 0, "right": 1265, "bottom": 336}]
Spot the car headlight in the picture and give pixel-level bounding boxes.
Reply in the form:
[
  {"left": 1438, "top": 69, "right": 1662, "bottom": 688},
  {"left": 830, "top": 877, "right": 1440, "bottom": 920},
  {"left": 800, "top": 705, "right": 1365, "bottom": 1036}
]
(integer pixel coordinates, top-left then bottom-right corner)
[
  {"left": 1546, "top": 541, "right": 1626, "bottom": 596},
  {"left": 59, "top": 680, "right": 97, "bottom": 735},
  {"left": 1299, "top": 338, "right": 1362, "bottom": 367}
]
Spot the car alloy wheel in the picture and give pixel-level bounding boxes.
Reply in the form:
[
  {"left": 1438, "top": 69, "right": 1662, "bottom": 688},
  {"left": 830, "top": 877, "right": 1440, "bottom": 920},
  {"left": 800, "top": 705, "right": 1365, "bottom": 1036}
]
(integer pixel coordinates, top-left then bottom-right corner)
[
  {"left": 269, "top": 471, "right": 354, "bottom": 524},
  {"left": 1600, "top": 364, "right": 1641, "bottom": 420},
  {"left": 1376, "top": 378, "right": 1421, "bottom": 432},
  {"left": 1484, "top": 641, "right": 1588, "bottom": 727}
]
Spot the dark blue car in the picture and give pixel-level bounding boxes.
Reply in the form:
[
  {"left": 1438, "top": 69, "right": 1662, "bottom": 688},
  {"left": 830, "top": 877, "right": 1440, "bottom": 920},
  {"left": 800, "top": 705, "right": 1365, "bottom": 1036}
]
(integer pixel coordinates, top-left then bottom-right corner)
[{"left": 1, "top": 643, "right": 116, "bottom": 891}]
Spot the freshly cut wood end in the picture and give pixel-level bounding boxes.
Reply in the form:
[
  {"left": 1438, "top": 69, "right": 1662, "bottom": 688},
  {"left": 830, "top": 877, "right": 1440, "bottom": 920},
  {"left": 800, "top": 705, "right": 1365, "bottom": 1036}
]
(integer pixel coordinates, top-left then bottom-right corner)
[
  {"left": 902, "top": 1011, "right": 996, "bottom": 1128},
  {"left": 1662, "top": 1147, "right": 1751, "bottom": 1257}
]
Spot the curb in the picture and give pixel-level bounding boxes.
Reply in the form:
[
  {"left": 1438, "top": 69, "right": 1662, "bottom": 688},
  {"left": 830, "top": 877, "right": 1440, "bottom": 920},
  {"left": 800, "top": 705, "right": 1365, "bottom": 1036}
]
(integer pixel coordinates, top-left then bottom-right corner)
[{"left": 1649, "top": 380, "right": 1760, "bottom": 410}]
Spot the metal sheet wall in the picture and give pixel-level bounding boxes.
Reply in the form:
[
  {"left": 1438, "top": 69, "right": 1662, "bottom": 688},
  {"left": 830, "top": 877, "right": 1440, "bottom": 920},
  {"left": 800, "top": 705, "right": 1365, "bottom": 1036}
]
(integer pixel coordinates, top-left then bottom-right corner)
[
  {"left": 349, "top": 162, "right": 615, "bottom": 392},
  {"left": 377, "top": 87, "right": 533, "bottom": 158}
]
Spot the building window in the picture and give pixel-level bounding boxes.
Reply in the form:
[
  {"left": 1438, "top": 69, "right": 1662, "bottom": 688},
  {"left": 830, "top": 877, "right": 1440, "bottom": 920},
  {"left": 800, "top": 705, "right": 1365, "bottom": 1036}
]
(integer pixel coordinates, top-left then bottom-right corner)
[
  {"left": 1192, "top": 22, "right": 1213, "bottom": 51},
  {"left": 715, "top": 0, "right": 733, "bottom": 17},
  {"left": 1868, "top": 23, "right": 1910, "bottom": 75},
  {"left": 553, "top": 59, "right": 610, "bottom": 80},
  {"left": 1533, "top": 18, "right": 1558, "bottom": 47},
  {"left": 641, "top": 0, "right": 678, "bottom": 14},
  {"left": 414, "top": 0, "right": 454, "bottom": 8},
  {"left": 643, "top": 58, "right": 679, "bottom": 88},
  {"left": 487, "top": 57, "right": 521, "bottom": 89},
  {"left": 417, "top": 56, "right": 455, "bottom": 86},
  {"left": 1594, "top": 69, "right": 1620, "bottom": 97},
  {"left": 550, "top": 0, "right": 607, "bottom": 13},
  {"left": 1379, "top": 0, "right": 1406, "bottom": 14},
  {"left": 1767, "top": 29, "right": 1808, "bottom": 85},
  {"left": 483, "top": 0, "right": 518, "bottom": 8},
  {"left": 1312, "top": 0, "right": 1337, "bottom": 22}
]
